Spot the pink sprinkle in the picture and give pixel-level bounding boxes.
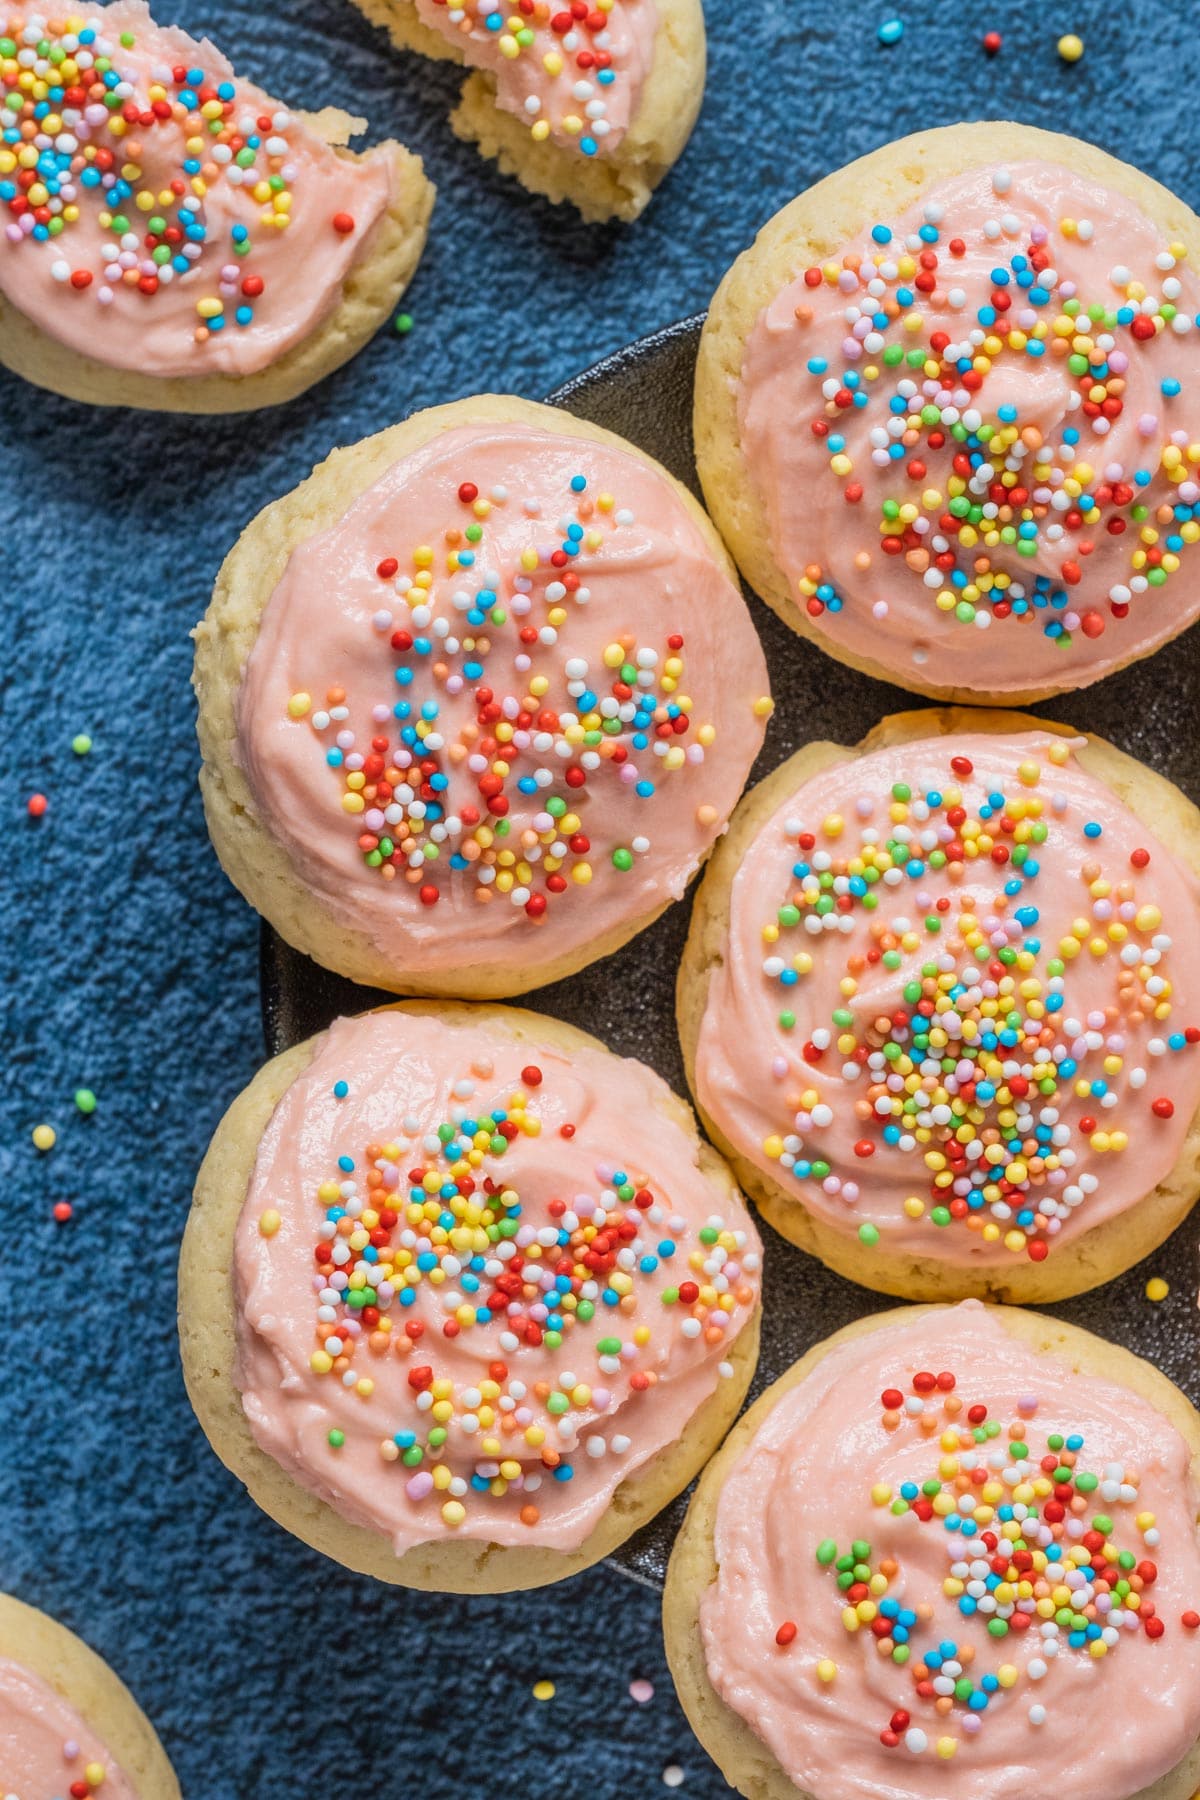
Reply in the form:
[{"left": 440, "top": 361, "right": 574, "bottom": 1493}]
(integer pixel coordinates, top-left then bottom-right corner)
[
  {"left": 406, "top": 1471, "right": 435, "bottom": 1502},
  {"left": 629, "top": 1679, "right": 655, "bottom": 1704}
]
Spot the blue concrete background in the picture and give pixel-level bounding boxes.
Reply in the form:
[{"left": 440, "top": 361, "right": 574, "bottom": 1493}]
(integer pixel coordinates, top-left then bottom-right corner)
[{"left": 4, "top": 2, "right": 1200, "bottom": 1794}]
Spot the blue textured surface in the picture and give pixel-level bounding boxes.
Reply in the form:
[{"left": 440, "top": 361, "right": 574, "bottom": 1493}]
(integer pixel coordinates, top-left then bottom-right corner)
[{"left": 4, "top": 2, "right": 1200, "bottom": 1795}]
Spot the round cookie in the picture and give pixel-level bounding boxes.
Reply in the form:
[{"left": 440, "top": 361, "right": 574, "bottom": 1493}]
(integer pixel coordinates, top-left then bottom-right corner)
[
  {"left": 664, "top": 1300, "right": 1200, "bottom": 1800},
  {"left": 348, "top": 0, "right": 703, "bottom": 223},
  {"left": 0, "top": 1593, "right": 179, "bottom": 1800},
  {"left": 179, "top": 1000, "right": 762, "bottom": 1593},
  {"left": 679, "top": 707, "right": 1200, "bottom": 1302},
  {"left": 0, "top": 1, "right": 434, "bottom": 412},
  {"left": 194, "top": 392, "right": 771, "bottom": 999},
  {"left": 696, "top": 122, "right": 1200, "bottom": 702}
]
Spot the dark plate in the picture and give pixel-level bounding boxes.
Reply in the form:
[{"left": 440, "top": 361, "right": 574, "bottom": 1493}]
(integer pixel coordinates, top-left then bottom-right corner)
[{"left": 261, "top": 313, "right": 1200, "bottom": 1591}]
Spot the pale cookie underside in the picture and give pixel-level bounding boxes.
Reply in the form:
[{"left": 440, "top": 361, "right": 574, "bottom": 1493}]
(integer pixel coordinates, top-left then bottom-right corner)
[
  {"left": 0, "top": 1594, "right": 180, "bottom": 1800},
  {"left": 677, "top": 706, "right": 1200, "bottom": 1303},
  {"left": 178, "top": 998, "right": 760, "bottom": 1593},
  {"left": 694, "top": 120, "right": 1200, "bottom": 703},
  {"left": 662, "top": 1302, "right": 1200, "bottom": 1800},
  {"left": 193, "top": 391, "right": 745, "bottom": 999},
  {"left": 349, "top": 0, "right": 704, "bottom": 221},
  {"left": 0, "top": 114, "right": 434, "bottom": 413}
]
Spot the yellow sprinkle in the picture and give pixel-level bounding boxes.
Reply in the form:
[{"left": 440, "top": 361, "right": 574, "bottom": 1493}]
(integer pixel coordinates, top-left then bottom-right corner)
[
  {"left": 1145, "top": 1277, "right": 1170, "bottom": 1303},
  {"left": 32, "top": 1124, "right": 56, "bottom": 1151},
  {"left": 441, "top": 1499, "right": 466, "bottom": 1527},
  {"left": 532, "top": 1679, "right": 556, "bottom": 1701},
  {"left": 85, "top": 1766, "right": 106, "bottom": 1789},
  {"left": 752, "top": 695, "right": 774, "bottom": 717},
  {"left": 1057, "top": 32, "right": 1084, "bottom": 62},
  {"left": 816, "top": 1659, "right": 837, "bottom": 1683},
  {"left": 287, "top": 691, "right": 311, "bottom": 719},
  {"left": 258, "top": 1209, "right": 281, "bottom": 1238}
]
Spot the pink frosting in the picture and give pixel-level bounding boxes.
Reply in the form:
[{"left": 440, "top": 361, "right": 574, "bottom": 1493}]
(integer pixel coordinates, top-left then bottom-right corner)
[
  {"left": 737, "top": 160, "right": 1200, "bottom": 693},
  {"left": 699, "top": 1301, "right": 1200, "bottom": 1800},
  {"left": 0, "top": 1657, "right": 138, "bottom": 1800},
  {"left": 412, "top": 0, "right": 656, "bottom": 156},
  {"left": 236, "top": 420, "right": 770, "bottom": 983},
  {"left": 693, "top": 728, "right": 1200, "bottom": 1272},
  {"left": 0, "top": 3, "right": 394, "bottom": 379},
  {"left": 234, "top": 1006, "right": 761, "bottom": 1555}
]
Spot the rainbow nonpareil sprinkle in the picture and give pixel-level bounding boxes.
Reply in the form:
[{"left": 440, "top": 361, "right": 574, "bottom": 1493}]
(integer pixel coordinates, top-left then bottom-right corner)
[
  {"left": 289, "top": 467, "right": 727, "bottom": 920},
  {"left": 428, "top": 0, "right": 627, "bottom": 158},
  {"left": 296, "top": 1064, "right": 757, "bottom": 1532},
  {"left": 757, "top": 739, "right": 1199, "bottom": 1262},
  {"left": 800, "top": 1367, "right": 1197, "bottom": 1761},
  {"left": 788, "top": 165, "right": 1200, "bottom": 647},
  {"left": 0, "top": 10, "right": 349, "bottom": 341}
]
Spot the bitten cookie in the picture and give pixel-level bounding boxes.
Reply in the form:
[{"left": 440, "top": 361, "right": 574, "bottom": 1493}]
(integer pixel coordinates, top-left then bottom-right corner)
[
  {"left": 0, "top": 1, "right": 434, "bottom": 411},
  {"left": 0, "top": 1594, "right": 179, "bottom": 1800},
  {"left": 696, "top": 122, "right": 1200, "bottom": 702},
  {"left": 664, "top": 1301, "right": 1200, "bottom": 1800},
  {"left": 679, "top": 707, "right": 1200, "bottom": 1303},
  {"left": 179, "top": 1001, "right": 762, "bottom": 1592},
  {"left": 194, "top": 393, "right": 771, "bottom": 999},
  {"left": 348, "top": 0, "right": 702, "bottom": 222}
]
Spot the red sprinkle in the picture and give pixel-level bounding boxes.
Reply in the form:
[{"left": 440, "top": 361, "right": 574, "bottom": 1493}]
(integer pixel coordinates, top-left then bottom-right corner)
[
  {"left": 27, "top": 793, "right": 47, "bottom": 817},
  {"left": 1151, "top": 1097, "right": 1175, "bottom": 1119},
  {"left": 982, "top": 29, "right": 1002, "bottom": 53},
  {"left": 775, "top": 1621, "right": 797, "bottom": 1646},
  {"left": 521, "top": 1065, "right": 543, "bottom": 1087},
  {"left": 332, "top": 212, "right": 355, "bottom": 234},
  {"left": 53, "top": 1201, "right": 73, "bottom": 1223}
]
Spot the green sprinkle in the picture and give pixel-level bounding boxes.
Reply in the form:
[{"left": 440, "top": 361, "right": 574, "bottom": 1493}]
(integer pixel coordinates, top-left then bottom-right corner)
[
  {"left": 328, "top": 1428, "right": 345, "bottom": 1449},
  {"left": 857, "top": 1222, "right": 880, "bottom": 1247},
  {"left": 74, "top": 1088, "right": 97, "bottom": 1115},
  {"left": 816, "top": 1539, "right": 838, "bottom": 1565},
  {"left": 394, "top": 312, "right": 414, "bottom": 334}
]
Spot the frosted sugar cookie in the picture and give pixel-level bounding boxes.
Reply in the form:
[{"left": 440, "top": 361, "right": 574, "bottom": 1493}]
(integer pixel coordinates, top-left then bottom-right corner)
[
  {"left": 679, "top": 708, "right": 1200, "bottom": 1301},
  {"left": 697, "top": 124, "right": 1200, "bottom": 701},
  {"left": 664, "top": 1301, "right": 1200, "bottom": 1800},
  {"left": 195, "top": 394, "right": 771, "bottom": 997},
  {"left": 349, "top": 0, "right": 701, "bottom": 221},
  {"left": 0, "top": 1593, "right": 179, "bottom": 1800},
  {"left": 0, "top": 2, "right": 433, "bottom": 409},
  {"left": 180, "top": 1001, "right": 762, "bottom": 1591}
]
